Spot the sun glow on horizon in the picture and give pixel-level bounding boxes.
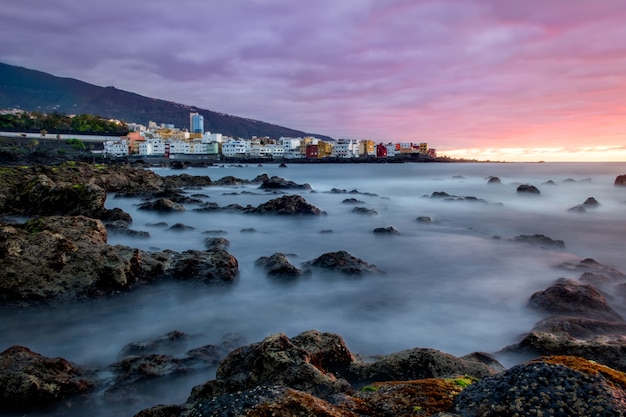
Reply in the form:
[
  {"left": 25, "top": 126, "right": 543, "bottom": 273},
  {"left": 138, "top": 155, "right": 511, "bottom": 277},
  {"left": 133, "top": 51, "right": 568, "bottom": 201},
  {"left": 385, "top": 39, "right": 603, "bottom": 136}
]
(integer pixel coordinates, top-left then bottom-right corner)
[{"left": 442, "top": 146, "right": 626, "bottom": 163}]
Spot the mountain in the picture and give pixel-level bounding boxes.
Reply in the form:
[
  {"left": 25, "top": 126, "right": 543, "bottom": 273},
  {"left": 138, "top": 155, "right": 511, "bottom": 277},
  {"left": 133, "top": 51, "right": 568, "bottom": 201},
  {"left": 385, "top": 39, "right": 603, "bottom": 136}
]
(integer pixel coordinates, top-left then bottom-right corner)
[{"left": 0, "top": 62, "right": 332, "bottom": 140}]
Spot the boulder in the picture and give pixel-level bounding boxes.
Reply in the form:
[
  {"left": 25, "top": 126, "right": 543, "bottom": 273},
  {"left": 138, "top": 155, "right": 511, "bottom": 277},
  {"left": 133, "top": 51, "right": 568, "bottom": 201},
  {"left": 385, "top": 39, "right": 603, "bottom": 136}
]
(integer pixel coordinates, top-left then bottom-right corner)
[
  {"left": 416, "top": 216, "right": 433, "bottom": 223},
  {"left": 557, "top": 258, "right": 626, "bottom": 282},
  {"left": 120, "top": 331, "right": 190, "bottom": 357},
  {"left": 342, "top": 197, "right": 365, "bottom": 204},
  {"left": 614, "top": 174, "right": 626, "bottom": 186},
  {"left": 250, "top": 195, "right": 323, "bottom": 215},
  {"left": 487, "top": 176, "right": 501, "bottom": 184},
  {"left": 372, "top": 226, "right": 400, "bottom": 235},
  {"left": 0, "top": 346, "right": 93, "bottom": 412},
  {"left": 137, "top": 198, "right": 185, "bottom": 212},
  {"left": 516, "top": 184, "right": 541, "bottom": 194},
  {"left": 255, "top": 253, "right": 305, "bottom": 279},
  {"left": 362, "top": 348, "right": 498, "bottom": 384},
  {"left": 510, "top": 234, "right": 565, "bottom": 249},
  {"left": 259, "top": 176, "right": 312, "bottom": 190},
  {"left": 303, "top": 251, "right": 383, "bottom": 275},
  {"left": 204, "top": 237, "right": 230, "bottom": 250},
  {"left": 429, "top": 191, "right": 488, "bottom": 203},
  {"left": 528, "top": 278, "right": 623, "bottom": 322},
  {"left": 167, "top": 223, "right": 195, "bottom": 231},
  {"left": 352, "top": 207, "right": 379, "bottom": 216},
  {"left": 452, "top": 356, "right": 626, "bottom": 416},
  {"left": 0, "top": 217, "right": 239, "bottom": 304}
]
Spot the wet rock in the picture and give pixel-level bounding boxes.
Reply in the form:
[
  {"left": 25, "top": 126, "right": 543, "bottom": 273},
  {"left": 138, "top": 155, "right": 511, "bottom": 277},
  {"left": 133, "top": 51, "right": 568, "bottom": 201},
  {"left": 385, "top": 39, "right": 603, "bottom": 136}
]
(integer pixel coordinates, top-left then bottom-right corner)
[
  {"left": 557, "top": 258, "right": 626, "bottom": 282},
  {"left": 452, "top": 356, "right": 626, "bottom": 416},
  {"left": 255, "top": 253, "right": 305, "bottom": 279},
  {"left": 352, "top": 206, "right": 379, "bottom": 215},
  {"left": 169, "top": 249, "right": 239, "bottom": 283},
  {"left": 137, "top": 198, "right": 185, "bottom": 212},
  {"left": 568, "top": 204, "right": 587, "bottom": 213},
  {"left": 204, "top": 237, "right": 230, "bottom": 250},
  {"left": 250, "top": 194, "right": 323, "bottom": 215},
  {"left": 615, "top": 174, "right": 626, "bottom": 186},
  {"left": 528, "top": 278, "right": 623, "bottom": 322},
  {"left": 105, "top": 220, "right": 150, "bottom": 238},
  {"left": 212, "top": 332, "right": 354, "bottom": 398},
  {"left": 510, "top": 234, "right": 565, "bottom": 249},
  {"left": 362, "top": 348, "right": 498, "bottom": 383},
  {"left": 109, "top": 354, "right": 189, "bottom": 386},
  {"left": 0, "top": 346, "right": 94, "bottom": 412},
  {"left": 516, "top": 184, "right": 541, "bottom": 194},
  {"left": 160, "top": 173, "right": 212, "bottom": 188},
  {"left": 0, "top": 216, "right": 239, "bottom": 304},
  {"left": 303, "top": 251, "right": 383, "bottom": 275},
  {"left": 429, "top": 191, "right": 488, "bottom": 203},
  {"left": 320, "top": 229, "right": 333, "bottom": 233},
  {"left": 342, "top": 197, "right": 365, "bottom": 204},
  {"left": 373, "top": 226, "right": 399, "bottom": 235},
  {"left": 240, "top": 227, "right": 256, "bottom": 233},
  {"left": 487, "top": 176, "right": 501, "bottom": 184},
  {"left": 259, "top": 176, "right": 312, "bottom": 190},
  {"left": 416, "top": 216, "right": 433, "bottom": 223},
  {"left": 134, "top": 404, "right": 184, "bottom": 417},
  {"left": 100, "top": 207, "right": 133, "bottom": 223},
  {"left": 583, "top": 197, "right": 600, "bottom": 208},
  {"left": 279, "top": 162, "right": 287, "bottom": 168},
  {"left": 167, "top": 223, "right": 195, "bottom": 231},
  {"left": 120, "top": 331, "right": 190, "bottom": 357}
]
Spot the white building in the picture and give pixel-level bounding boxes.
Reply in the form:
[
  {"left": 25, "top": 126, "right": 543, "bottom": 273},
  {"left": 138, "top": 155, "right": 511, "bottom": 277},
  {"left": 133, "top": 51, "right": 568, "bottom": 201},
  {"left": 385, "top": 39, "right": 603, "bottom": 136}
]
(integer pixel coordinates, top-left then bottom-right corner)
[
  {"left": 385, "top": 143, "right": 398, "bottom": 157},
  {"left": 103, "top": 139, "right": 129, "bottom": 157},
  {"left": 222, "top": 139, "right": 250, "bottom": 158},
  {"left": 333, "top": 138, "right": 360, "bottom": 158}
]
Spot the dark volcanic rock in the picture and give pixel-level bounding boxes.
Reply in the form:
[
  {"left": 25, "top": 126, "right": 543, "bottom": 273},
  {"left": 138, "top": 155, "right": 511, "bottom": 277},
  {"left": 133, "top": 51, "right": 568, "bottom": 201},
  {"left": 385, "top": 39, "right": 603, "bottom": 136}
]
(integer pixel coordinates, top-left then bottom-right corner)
[
  {"left": 528, "top": 278, "right": 623, "bottom": 321},
  {"left": 352, "top": 206, "right": 379, "bottom": 216},
  {"left": 0, "top": 346, "right": 94, "bottom": 412},
  {"left": 487, "top": 176, "right": 501, "bottom": 184},
  {"left": 304, "top": 251, "right": 383, "bottom": 275},
  {"left": 168, "top": 223, "right": 195, "bottom": 231},
  {"left": 204, "top": 237, "right": 230, "bottom": 250},
  {"left": 255, "top": 253, "right": 305, "bottom": 279},
  {"left": 516, "top": 184, "right": 541, "bottom": 194},
  {"left": 429, "top": 191, "right": 488, "bottom": 203},
  {"left": 568, "top": 197, "right": 600, "bottom": 213},
  {"left": 453, "top": 356, "right": 626, "bottom": 416},
  {"left": 0, "top": 216, "right": 239, "bottom": 304},
  {"left": 373, "top": 226, "right": 400, "bottom": 235},
  {"left": 342, "top": 197, "right": 365, "bottom": 204},
  {"left": 557, "top": 258, "right": 626, "bottom": 282},
  {"left": 416, "top": 216, "right": 433, "bottom": 223},
  {"left": 363, "top": 348, "right": 498, "bottom": 383},
  {"left": 510, "top": 234, "right": 565, "bottom": 249},
  {"left": 259, "top": 176, "right": 312, "bottom": 190},
  {"left": 615, "top": 174, "right": 626, "bottom": 186},
  {"left": 138, "top": 198, "right": 185, "bottom": 212},
  {"left": 120, "top": 331, "right": 190, "bottom": 357},
  {"left": 250, "top": 194, "right": 322, "bottom": 215}
]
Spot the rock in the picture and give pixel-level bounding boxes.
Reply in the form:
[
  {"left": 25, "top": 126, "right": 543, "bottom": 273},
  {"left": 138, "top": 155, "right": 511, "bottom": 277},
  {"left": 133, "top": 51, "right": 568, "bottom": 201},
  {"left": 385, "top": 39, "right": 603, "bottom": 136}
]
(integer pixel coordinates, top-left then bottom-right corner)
[
  {"left": 528, "top": 278, "right": 623, "bottom": 321},
  {"left": 255, "top": 253, "right": 305, "bottom": 279},
  {"left": 373, "top": 226, "right": 400, "bottom": 235},
  {"left": 279, "top": 162, "right": 287, "bottom": 168},
  {"left": 161, "top": 173, "right": 212, "bottom": 188},
  {"left": 167, "top": 223, "right": 195, "bottom": 231},
  {"left": 204, "top": 237, "right": 230, "bottom": 250},
  {"left": 362, "top": 348, "right": 499, "bottom": 383},
  {"left": 106, "top": 220, "right": 150, "bottom": 238},
  {"left": 303, "top": 251, "right": 383, "bottom": 275},
  {"left": 510, "top": 234, "right": 565, "bottom": 249},
  {"left": 342, "top": 197, "right": 365, "bottom": 204},
  {"left": 212, "top": 332, "right": 354, "bottom": 399},
  {"left": 452, "top": 356, "right": 626, "bottom": 416},
  {"left": 615, "top": 174, "right": 626, "bottom": 186},
  {"left": 568, "top": 204, "right": 587, "bottom": 213},
  {"left": 169, "top": 249, "right": 239, "bottom": 283},
  {"left": 240, "top": 227, "right": 256, "bottom": 233},
  {"left": 352, "top": 207, "right": 379, "bottom": 215},
  {"left": 557, "top": 258, "right": 626, "bottom": 282},
  {"left": 583, "top": 197, "right": 600, "bottom": 208},
  {"left": 0, "top": 346, "right": 94, "bottom": 412},
  {"left": 250, "top": 195, "right": 323, "bottom": 215},
  {"left": 487, "top": 176, "right": 501, "bottom": 184},
  {"left": 429, "top": 191, "right": 488, "bottom": 203},
  {"left": 416, "top": 216, "right": 433, "bottom": 223},
  {"left": 134, "top": 404, "right": 184, "bottom": 417},
  {"left": 516, "top": 184, "right": 541, "bottom": 194},
  {"left": 0, "top": 217, "right": 239, "bottom": 304},
  {"left": 120, "top": 331, "right": 190, "bottom": 357},
  {"left": 259, "top": 176, "right": 312, "bottom": 190},
  {"left": 138, "top": 198, "right": 185, "bottom": 212},
  {"left": 108, "top": 354, "right": 189, "bottom": 386}
]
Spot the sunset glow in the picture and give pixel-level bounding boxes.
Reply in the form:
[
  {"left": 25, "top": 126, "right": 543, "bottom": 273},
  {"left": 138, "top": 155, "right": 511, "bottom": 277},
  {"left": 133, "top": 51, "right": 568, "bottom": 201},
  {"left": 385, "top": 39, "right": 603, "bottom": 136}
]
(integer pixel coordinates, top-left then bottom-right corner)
[{"left": 1, "top": 1, "right": 625, "bottom": 161}]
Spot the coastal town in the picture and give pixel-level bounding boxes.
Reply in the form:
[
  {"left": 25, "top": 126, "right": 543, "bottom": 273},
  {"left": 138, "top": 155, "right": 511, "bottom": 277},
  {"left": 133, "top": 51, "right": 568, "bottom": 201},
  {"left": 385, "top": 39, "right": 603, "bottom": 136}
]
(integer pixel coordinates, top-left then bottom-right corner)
[{"left": 102, "top": 112, "right": 437, "bottom": 160}]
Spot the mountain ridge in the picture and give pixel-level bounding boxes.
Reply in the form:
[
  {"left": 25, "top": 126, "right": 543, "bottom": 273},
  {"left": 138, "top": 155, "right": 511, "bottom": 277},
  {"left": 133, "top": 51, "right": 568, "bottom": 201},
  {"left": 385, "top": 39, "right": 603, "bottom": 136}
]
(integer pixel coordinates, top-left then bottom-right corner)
[{"left": 0, "top": 62, "right": 333, "bottom": 140}]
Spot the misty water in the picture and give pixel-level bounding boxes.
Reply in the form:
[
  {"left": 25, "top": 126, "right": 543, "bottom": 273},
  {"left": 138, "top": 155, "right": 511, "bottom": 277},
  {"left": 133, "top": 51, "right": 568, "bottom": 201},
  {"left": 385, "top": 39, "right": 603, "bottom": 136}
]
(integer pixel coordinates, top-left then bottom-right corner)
[{"left": 2, "top": 162, "right": 626, "bottom": 416}]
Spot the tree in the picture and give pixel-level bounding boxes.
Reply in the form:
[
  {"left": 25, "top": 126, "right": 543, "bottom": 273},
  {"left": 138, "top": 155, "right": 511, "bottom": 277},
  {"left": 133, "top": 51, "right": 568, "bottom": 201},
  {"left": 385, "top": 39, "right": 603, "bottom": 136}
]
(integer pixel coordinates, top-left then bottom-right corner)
[{"left": 29, "top": 139, "right": 39, "bottom": 153}]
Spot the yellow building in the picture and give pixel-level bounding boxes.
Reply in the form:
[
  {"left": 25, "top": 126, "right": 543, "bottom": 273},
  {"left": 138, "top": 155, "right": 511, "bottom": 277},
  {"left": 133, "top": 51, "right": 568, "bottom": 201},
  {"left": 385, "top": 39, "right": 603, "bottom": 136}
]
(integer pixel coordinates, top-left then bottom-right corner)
[
  {"left": 419, "top": 142, "right": 428, "bottom": 154},
  {"left": 317, "top": 140, "right": 333, "bottom": 158},
  {"left": 359, "top": 140, "right": 375, "bottom": 156}
]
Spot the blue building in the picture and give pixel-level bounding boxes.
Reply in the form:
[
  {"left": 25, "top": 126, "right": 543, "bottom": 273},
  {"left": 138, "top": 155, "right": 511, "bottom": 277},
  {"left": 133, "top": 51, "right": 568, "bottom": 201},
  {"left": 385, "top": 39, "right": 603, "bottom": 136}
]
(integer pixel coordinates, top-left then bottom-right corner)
[{"left": 190, "top": 112, "right": 204, "bottom": 134}]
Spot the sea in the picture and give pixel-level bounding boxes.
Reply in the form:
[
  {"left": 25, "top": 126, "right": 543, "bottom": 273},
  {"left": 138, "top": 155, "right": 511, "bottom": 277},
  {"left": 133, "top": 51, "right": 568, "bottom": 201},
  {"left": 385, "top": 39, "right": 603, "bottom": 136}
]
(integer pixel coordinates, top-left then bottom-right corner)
[{"left": 1, "top": 161, "right": 626, "bottom": 416}]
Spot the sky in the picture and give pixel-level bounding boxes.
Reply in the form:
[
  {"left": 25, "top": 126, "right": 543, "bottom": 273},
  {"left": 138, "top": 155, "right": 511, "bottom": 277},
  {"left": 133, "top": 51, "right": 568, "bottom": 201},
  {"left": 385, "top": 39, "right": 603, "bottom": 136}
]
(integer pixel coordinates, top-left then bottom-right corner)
[{"left": 1, "top": 0, "right": 626, "bottom": 162}]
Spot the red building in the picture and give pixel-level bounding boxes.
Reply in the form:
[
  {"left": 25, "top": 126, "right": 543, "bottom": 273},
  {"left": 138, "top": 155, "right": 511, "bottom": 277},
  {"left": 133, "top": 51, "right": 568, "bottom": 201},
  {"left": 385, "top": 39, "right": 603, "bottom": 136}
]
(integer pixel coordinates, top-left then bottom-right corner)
[
  {"left": 376, "top": 143, "right": 388, "bottom": 158},
  {"left": 305, "top": 144, "right": 319, "bottom": 159}
]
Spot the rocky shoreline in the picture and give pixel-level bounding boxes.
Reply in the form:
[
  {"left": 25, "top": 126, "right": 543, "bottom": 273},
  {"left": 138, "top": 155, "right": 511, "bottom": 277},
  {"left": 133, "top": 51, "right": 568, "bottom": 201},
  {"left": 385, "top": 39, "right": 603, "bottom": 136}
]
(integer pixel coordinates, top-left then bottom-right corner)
[{"left": 2, "top": 162, "right": 626, "bottom": 416}]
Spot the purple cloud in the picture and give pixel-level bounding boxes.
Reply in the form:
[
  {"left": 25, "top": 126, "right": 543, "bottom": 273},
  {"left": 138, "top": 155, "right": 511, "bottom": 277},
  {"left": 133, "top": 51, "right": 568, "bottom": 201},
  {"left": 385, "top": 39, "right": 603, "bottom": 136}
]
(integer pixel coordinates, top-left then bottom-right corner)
[{"left": 1, "top": 0, "right": 626, "bottom": 159}]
